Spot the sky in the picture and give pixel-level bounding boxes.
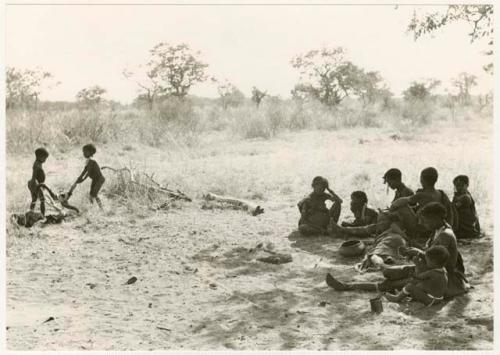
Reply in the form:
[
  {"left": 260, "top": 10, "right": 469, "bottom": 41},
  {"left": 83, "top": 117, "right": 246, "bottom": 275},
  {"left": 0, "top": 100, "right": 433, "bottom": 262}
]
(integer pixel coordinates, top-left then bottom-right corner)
[{"left": 5, "top": 4, "right": 494, "bottom": 103}]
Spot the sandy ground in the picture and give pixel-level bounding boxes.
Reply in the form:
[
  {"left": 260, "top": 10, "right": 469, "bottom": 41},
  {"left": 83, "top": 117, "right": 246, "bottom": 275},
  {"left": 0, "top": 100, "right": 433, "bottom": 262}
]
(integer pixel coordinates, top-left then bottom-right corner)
[{"left": 5, "top": 122, "right": 494, "bottom": 350}]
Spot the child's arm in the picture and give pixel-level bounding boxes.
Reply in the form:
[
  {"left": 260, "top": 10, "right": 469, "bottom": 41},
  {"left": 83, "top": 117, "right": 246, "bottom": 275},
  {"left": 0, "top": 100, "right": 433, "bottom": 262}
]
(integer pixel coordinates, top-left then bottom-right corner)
[
  {"left": 453, "top": 194, "right": 471, "bottom": 208},
  {"left": 75, "top": 165, "right": 89, "bottom": 184},
  {"left": 390, "top": 193, "right": 420, "bottom": 211},
  {"left": 326, "top": 187, "right": 343, "bottom": 204}
]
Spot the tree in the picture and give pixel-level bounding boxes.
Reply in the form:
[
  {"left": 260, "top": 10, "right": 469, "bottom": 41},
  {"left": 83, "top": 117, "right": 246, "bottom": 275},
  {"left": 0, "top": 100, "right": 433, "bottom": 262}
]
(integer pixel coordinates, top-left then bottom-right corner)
[
  {"left": 215, "top": 79, "right": 245, "bottom": 109},
  {"left": 148, "top": 43, "right": 208, "bottom": 98},
  {"left": 451, "top": 72, "right": 477, "bottom": 105},
  {"left": 123, "top": 67, "right": 162, "bottom": 110},
  {"left": 6, "top": 67, "right": 58, "bottom": 109},
  {"left": 251, "top": 87, "right": 267, "bottom": 107},
  {"left": 403, "top": 79, "right": 441, "bottom": 101},
  {"left": 407, "top": 5, "right": 493, "bottom": 74},
  {"left": 124, "top": 43, "right": 208, "bottom": 109},
  {"left": 290, "top": 47, "right": 386, "bottom": 107},
  {"left": 76, "top": 85, "right": 107, "bottom": 108}
]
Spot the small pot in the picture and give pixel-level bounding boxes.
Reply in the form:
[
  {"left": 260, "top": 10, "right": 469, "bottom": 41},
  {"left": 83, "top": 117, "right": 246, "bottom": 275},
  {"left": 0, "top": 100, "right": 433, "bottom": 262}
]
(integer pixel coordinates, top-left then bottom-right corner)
[
  {"left": 370, "top": 296, "right": 384, "bottom": 313},
  {"left": 338, "top": 240, "right": 366, "bottom": 257}
]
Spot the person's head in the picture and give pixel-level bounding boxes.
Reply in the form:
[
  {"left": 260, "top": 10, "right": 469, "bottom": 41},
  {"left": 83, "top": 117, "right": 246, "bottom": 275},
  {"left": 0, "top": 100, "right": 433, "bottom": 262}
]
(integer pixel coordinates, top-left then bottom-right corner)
[
  {"left": 311, "top": 176, "right": 328, "bottom": 194},
  {"left": 420, "top": 167, "right": 438, "bottom": 188},
  {"left": 383, "top": 168, "right": 402, "bottom": 189},
  {"left": 34, "top": 147, "right": 49, "bottom": 162},
  {"left": 453, "top": 175, "right": 469, "bottom": 194},
  {"left": 350, "top": 191, "right": 368, "bottom": 212},
  {"left": 82, "top": 144, "right": 97, "bottom": 158},
  {"left": 424, "top": 245, "right": 450, "bottom": 269},
  {"left": 419, "top": 202, "right": 447, "bottom": 231}
]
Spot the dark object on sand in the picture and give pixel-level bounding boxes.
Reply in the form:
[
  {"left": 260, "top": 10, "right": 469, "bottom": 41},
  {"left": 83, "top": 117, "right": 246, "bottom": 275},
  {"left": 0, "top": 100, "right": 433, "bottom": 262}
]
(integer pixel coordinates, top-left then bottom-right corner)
[
  {"left": 44, "top": 214, "right": 65, "bottom": 225},
  {"left": 339, "top": 240, "right": 366, "bottom": 257},
  {"left": 42, "top": 317, "right": 55, "bottom": 324},
  {"left": 257, "top": 253, "right": 293, "bottom": 265},
  {"left": 370, "top": 296, "right": 384, "bottom": 313},
  {"left": 125, "top": 276, "right": 138, "bottom": 285},
  {"left": 13, "top": 211, "right": 44, "bottom": 228}
]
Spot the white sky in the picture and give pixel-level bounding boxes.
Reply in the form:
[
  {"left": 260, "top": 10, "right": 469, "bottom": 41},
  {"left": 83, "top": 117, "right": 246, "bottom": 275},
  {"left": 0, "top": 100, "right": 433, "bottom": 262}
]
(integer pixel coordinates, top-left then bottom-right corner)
[{"left": 5, "top": 4, "right": 494, "bottom": 103}]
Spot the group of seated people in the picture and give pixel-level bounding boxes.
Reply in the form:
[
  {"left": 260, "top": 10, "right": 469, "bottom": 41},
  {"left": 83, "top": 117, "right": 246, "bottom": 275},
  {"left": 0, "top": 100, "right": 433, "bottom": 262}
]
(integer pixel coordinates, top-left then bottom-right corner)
[{"left": 297, "top": 167, "right": 481, "bottom": 306}]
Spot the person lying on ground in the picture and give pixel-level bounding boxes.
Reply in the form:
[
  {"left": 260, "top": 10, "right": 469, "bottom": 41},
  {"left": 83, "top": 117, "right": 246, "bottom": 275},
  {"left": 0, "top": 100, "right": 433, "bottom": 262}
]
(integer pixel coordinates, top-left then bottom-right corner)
[
  {"left": 74, "top": 143, "right": 105, "bottom": 210},
  {"left": 340, "top": 191, "right": 378, "bottom": 227},
  {"left": 390, "top": 167, "right": 458, "bottom": 239},
  {"left": 385, "top": 245, "right": 449, "bottom": 306},
  {"left": 326, "top": 202, "right": 469, "bottom": 298},
  {"left": 297, "top": 176, "right": 343, "bottom": 236},
  {"left": 452, "top": 175, "right": 481, "bottom": 239},
  {"left": 28, "top": 147, "right": 49, "bottom": 216}
]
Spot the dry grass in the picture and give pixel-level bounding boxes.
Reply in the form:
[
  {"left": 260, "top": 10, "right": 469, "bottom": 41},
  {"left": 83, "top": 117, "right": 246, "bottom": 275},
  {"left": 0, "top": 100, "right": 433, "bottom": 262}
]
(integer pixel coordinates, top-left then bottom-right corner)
[{"left": 4, "top": 103, "right": 494, "bottom": 350}]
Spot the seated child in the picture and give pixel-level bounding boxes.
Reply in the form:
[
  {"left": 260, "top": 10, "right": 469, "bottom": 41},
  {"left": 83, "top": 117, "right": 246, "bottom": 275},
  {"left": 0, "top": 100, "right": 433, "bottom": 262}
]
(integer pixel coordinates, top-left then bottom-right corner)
[
  {"left": 452, "top": 175, "right": 481, "bottom": 239},
  {"left": 28, "top": 147, "right": 49, "bottom": 216},
  {"left": 297, "top": 176, "right": 343, "bottom": 236},
  {"left": 341, "top": 191, "right": 378, "bottom": 227},
  {"left": 385, "top": 245, "right": 449, "bottom": 306}
]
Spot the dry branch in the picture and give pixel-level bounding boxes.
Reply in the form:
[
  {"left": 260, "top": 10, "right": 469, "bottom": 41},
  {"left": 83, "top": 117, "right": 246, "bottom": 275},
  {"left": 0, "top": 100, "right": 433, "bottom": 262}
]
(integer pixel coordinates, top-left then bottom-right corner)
[
  {"left": 203, "top": 192, "right": 264, "bottom": 216},
  {"left": 102, "top": 165, "right": 192, "bottom": 202}
]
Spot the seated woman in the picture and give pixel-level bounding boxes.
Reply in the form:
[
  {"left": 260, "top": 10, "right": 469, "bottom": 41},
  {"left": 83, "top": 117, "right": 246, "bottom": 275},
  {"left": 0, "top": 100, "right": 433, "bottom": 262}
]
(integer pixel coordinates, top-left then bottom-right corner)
[
  {"left": 297, "top": 176, "right": 343, "bottom": 236},
  {"left": 326, "top": 202, "right": 469, "bottom": 298},
  {"left": 390, "top": 167, "right": 458, "bottom": 239},
  {"left": 340, "top": 191, "right": 378, "bottom": 227},
  {"left": 453, "top": 175, "right": 481, "bottom": 239}
]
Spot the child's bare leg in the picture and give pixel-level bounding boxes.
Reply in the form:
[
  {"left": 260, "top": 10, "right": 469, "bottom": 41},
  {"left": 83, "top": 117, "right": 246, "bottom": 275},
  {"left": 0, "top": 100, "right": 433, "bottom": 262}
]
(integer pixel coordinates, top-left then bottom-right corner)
[
  {"left": 370, "top": 254, "right": 386, "bottom": 269},
  {"left": 29, "top": 188, "right": 37, "bottom": 211},
  {"left": 299, "top": 223, "right": 325, "bottom": 236},
  {"left": 95, "top": 196, "right": 103, "bottom": 210},
  {"left": 40, "top": 198, "right": 46, "bottom": 216},
  {"left": 384, "top": 288, "right": 408, "bottom": 303},
  {"left": 403, "top": 284, "right": 436, "bottom": 306},
  {"left": 38, "top": 190, "right": 46, "bottom": 216}
]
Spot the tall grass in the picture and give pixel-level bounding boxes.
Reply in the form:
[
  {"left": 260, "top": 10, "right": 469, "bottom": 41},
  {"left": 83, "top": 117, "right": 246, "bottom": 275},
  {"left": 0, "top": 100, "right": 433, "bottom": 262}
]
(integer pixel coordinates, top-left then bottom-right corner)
[{"left": 5, "top": 96, "right": 492, "bottom": 154}]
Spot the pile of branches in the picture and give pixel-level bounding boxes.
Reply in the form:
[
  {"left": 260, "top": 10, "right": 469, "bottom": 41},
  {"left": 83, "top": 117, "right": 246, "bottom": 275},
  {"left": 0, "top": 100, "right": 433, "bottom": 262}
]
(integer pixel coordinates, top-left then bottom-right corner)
[{"left": 103, "top": 166, "right": 191, "bottom": 209}]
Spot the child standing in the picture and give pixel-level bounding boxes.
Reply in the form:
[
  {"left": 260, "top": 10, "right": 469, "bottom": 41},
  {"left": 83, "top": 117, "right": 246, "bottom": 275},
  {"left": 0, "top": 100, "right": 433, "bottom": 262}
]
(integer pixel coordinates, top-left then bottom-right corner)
[
  {"left": 297, "top": 176, "right": 343, "bottom": 236},
  {"left": 74, "top": 144, "right": 105, "bottom": 209},
  {"left": 28, "top": 148, "right": 49, "bottom": 216},
  {"left": 384, "top": 245, "right": 449, "bottom": 306},
  {"left": 452, "top": 175, "right": 481, "bottom": 239}
]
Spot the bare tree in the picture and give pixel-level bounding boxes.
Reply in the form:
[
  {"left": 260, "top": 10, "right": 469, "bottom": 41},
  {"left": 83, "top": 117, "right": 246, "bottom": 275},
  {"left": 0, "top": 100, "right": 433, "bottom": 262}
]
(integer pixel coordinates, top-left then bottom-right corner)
[
  {"left": 403, "top": 79, "right": 441, "bottom": 101},
  {"left": 251, "top": 87, "right": 267, "bottom": 107},
  {"left": 123, "top": 67, "right": 162, "bottom": 110},
  {"left": 76, "top": 85, "right": 107, "bottom": 108},
  {"left": 6, "top": 67, "right": 59, "bottom": 109},
  {"left": 451, "top": 72, "right": 477, "bottom": 105},
  {"left": 407, "top": 5, "right": 493, "bottom": 74},
  {"left": 215, "top": 79, "right": 245, "bottom": 110}
]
